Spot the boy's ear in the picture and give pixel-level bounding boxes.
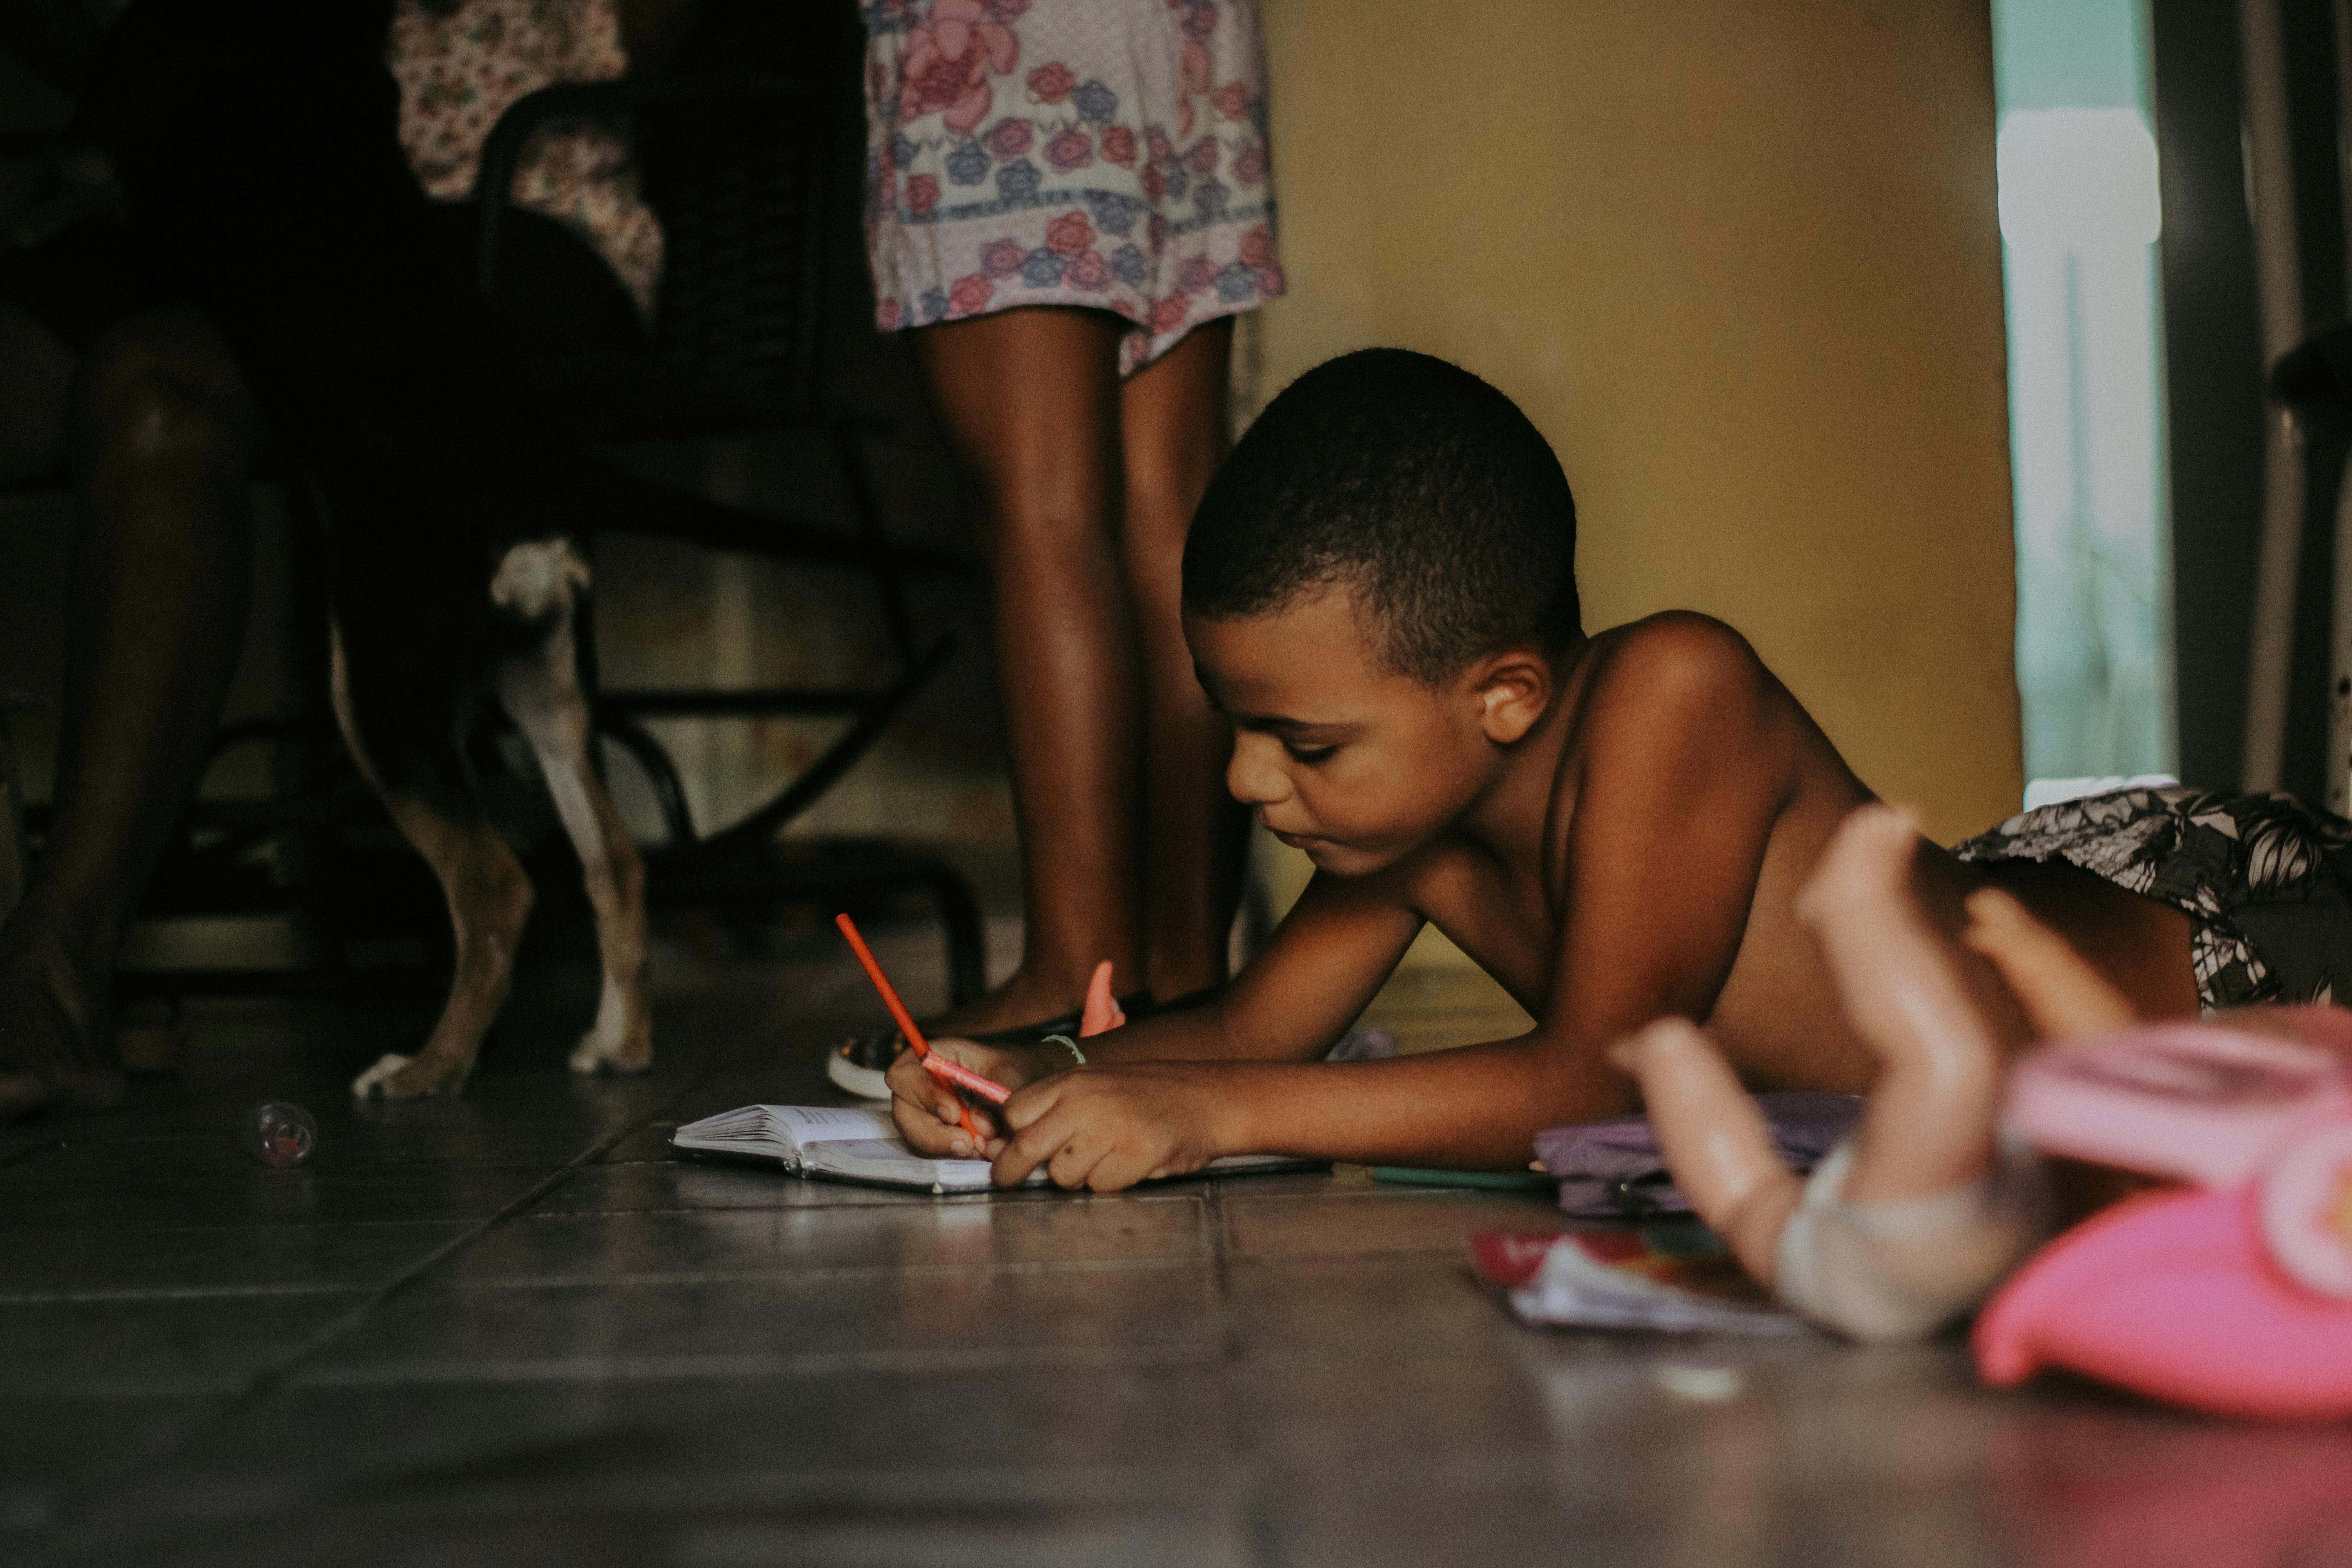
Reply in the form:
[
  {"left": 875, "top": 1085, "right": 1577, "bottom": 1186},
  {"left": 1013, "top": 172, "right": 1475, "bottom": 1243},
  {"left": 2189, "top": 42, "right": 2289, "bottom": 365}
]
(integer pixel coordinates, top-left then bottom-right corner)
[{"left": 1470, "top": 646, "right": 1552, "bottom": 744}]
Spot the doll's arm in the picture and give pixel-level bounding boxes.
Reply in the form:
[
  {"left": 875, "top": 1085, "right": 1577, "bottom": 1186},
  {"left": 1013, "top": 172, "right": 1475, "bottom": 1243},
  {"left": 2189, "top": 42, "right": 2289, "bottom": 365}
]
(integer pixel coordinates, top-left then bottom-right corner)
[
  {"left": 1964, "top": 885, "right": 2138, "bottom": 1040},
  {"left": 1608, "top": 1019, "right": 1801, "bottom": 1285}
]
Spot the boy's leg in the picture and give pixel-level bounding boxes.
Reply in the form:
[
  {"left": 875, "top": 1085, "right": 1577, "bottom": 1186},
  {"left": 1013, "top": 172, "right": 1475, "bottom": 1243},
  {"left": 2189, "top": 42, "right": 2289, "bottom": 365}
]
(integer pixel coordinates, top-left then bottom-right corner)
[
  {"left": 912, "top": 307, "right": 1142, "bottom": 1032},
  {"left": 0, "top": 305, "right": 256, "bottom": 1118},
  {"left": 1608, "top": 1018, "right": 1802, "bottom": 1285},
  {"left": 1115, "top": 318, "right": 1248, "bottom": 1003}
]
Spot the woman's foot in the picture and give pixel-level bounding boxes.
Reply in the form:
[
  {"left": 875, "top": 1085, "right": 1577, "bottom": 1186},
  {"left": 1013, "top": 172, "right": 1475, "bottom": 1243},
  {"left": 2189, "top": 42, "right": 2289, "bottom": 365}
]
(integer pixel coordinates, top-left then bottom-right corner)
[
  {"left": 0, "top": 926, "right": 124, "bottom": 1121},
  {"left": 921, "top": 964, "right": 1120, "bottom": 1042},
  {"left": 826, "top": 963, "right": 1138, "bottom": 1100}
]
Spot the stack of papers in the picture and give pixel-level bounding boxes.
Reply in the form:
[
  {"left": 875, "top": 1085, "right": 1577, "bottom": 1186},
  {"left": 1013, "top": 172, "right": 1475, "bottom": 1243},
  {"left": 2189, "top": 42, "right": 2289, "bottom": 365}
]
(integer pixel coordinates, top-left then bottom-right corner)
[{"left": 1471, "top": 1225, "right": 1804, "bottom": 1335}]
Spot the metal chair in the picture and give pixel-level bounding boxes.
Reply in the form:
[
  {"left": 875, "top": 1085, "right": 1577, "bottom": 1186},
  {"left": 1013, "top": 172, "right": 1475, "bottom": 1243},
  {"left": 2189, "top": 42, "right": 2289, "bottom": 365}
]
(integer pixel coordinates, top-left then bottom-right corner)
[
  {"left": 11, "top": 27, "right": 987, "bottom": 1010},
  {"left": 468, "top": 46, "right": 985, "bottom": 1003}
]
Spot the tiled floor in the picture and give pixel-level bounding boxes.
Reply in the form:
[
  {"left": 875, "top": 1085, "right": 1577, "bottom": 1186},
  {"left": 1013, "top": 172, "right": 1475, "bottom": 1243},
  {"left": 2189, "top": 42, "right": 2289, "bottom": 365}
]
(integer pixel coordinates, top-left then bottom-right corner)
[{"left": 5, "top": 933, "right": 2352, "bottom": 1566}]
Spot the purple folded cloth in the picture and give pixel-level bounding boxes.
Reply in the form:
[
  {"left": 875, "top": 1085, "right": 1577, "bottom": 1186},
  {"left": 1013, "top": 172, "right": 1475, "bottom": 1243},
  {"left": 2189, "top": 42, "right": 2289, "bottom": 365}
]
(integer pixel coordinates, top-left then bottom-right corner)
[{"left": 1534, "top": 1092, "right": 1866, "bottom": 1219}]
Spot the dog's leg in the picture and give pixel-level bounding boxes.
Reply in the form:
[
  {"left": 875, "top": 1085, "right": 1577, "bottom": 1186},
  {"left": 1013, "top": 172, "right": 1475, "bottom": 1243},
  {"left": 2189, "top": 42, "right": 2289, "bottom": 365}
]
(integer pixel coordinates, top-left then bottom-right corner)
[
  {"left": 490, "top": 541, "right": 651, "bottom": 1076},
  {"left": 332, "top": 622, "right": 534, "bottom": 1098}
]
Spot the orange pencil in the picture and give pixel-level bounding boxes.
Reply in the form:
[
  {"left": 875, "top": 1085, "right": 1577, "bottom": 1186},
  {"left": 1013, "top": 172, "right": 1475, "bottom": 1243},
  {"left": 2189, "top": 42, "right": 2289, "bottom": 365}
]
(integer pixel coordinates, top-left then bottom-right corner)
[{"left": 833, "top": 913, "right": 1007, "bottom": 1140}]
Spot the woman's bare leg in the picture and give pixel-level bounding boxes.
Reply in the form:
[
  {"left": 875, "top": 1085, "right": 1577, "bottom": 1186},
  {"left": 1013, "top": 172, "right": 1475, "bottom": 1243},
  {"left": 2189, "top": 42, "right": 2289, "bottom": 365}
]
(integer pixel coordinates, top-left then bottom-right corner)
[
  {"left": 0, "top": 305, "right": 257, "bottom": 1118},
  {"left": 913, "top": 307, "right": 1140, "bottom": 1032},
  {"left": 1116, "top": 318, "right": 1246, "bottom": 1002}
]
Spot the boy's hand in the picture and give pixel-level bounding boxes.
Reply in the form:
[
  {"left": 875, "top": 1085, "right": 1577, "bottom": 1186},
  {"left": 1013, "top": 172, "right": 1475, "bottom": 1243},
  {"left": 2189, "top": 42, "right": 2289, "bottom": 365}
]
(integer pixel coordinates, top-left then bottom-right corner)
[
  {"left": 886, "top": 1038, "right": 1065, "bottom": 1158},
  {"left": 990, "top": 1063, "right": 1235, "bottom": 1192}
]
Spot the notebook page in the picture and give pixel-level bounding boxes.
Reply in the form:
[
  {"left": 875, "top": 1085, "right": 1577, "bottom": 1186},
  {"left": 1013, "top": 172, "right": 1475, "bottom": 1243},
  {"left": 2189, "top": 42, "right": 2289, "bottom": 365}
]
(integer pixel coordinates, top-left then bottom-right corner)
[
  {"left": 762, "top": 1105, "right": 897, "bottom": 1145},
  {"left": 815, "top": 1139, "right": 1002, "bottom": 1183}
]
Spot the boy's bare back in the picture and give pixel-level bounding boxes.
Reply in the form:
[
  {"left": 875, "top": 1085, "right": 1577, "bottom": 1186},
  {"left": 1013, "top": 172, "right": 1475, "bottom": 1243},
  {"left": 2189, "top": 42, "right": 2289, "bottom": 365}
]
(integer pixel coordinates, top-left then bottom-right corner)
[{"left": 1383, "top": 609, "right": 1883, "bottom": 1107}]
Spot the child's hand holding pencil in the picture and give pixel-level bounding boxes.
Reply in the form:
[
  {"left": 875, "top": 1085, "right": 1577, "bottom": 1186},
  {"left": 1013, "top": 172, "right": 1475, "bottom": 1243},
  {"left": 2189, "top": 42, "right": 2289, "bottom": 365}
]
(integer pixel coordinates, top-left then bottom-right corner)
[{"left": 880, "top": 968, "right": 1130, "bottom": 1161}]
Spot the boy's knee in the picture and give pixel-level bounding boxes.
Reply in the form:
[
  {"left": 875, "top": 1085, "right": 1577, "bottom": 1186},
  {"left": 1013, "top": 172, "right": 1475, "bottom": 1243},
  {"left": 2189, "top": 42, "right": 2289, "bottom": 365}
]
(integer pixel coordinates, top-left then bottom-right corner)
[{"left": 78, "top": 308, "right": 253, "bottom": 466}]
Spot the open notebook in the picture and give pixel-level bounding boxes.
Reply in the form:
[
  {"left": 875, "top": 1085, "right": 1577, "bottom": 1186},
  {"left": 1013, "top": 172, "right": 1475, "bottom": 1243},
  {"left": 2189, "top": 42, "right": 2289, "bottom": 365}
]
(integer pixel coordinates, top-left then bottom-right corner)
[{"left": 670, "top": 1104, "right": 1321, "bottom": 1194}]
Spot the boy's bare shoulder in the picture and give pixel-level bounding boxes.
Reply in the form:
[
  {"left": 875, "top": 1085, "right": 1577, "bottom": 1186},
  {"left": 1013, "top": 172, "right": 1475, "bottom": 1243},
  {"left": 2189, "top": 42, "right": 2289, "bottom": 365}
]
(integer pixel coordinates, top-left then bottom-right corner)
[{"left": 1577, "top": 611, "right": 1776, "bottom": 736}]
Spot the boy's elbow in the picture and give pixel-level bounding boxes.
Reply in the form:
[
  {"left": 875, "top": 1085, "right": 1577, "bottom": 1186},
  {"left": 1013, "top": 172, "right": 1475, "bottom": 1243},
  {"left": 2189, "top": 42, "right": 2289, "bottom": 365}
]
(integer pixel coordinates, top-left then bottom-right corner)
[{"left": 1522, "top": 1030, "right": 1641, "bottom": 1121}]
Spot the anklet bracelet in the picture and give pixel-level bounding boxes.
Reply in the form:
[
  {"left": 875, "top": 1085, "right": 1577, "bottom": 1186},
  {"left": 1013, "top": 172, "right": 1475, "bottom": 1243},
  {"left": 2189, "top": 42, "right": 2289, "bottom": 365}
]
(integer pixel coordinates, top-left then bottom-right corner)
[{"left": 1044, "top": 1034, "right": 1085, "bottom": 1066}]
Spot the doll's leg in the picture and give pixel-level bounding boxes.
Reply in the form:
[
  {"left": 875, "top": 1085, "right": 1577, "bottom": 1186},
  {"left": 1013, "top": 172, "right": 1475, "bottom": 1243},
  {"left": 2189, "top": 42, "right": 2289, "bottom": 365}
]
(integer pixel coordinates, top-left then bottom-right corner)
[
  {"left": 1963, "top": 885, "right": 2137, "bottom": 1040},
  {"left": 1774, "top": 805, "right": 2051, "bottom": 1339},
  {"left": 1608, "top": 1018, "right": 1801, "bottom": 1285},
  {"left": 1798, "top": 804, "right": 2009, "bottom": 1205}
]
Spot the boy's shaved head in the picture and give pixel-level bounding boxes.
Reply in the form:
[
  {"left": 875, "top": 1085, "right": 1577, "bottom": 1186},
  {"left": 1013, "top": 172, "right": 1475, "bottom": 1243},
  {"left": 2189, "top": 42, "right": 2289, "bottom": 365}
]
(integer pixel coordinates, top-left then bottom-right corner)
[{"left": 1183, "top": 348, "right": 1580, "bottom": 684}]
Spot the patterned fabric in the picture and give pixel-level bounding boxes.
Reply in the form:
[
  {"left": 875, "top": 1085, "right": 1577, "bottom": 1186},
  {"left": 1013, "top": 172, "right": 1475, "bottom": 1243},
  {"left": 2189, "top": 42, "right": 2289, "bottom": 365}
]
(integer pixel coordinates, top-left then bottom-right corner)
[
  {"left": 386, "top": 0, "right": 663, "bottom": 314},
  {"left": 860, "top": 0, "right": 1284, "bottom": 376},
  {"left": 1953, "top": 787, "right": 2352, "bottom": 1011}
]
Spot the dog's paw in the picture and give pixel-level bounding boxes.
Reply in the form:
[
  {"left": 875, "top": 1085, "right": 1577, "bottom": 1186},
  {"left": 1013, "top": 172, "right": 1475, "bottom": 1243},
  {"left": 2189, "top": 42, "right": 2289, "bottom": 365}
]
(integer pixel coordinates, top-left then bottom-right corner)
[
  {"left": 567, "top": 1023, "right": 651, "bottom": 1077},
  {"left": 350, "top": 1053, "right": 412, "bottom": 1098},
  {"left": 350, "top": 1051, "right": 468, "bottom": 1098}
]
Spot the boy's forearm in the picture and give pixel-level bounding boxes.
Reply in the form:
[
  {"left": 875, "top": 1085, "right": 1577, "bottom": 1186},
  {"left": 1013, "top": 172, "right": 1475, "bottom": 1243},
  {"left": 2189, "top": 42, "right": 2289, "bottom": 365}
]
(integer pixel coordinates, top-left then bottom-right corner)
[
  {"left": 1209, "top": 1034, "right": 1633, "bottom": 1169},
  {"left": 1076, "top": 998, "right": 1323, "bottom": 1067}
]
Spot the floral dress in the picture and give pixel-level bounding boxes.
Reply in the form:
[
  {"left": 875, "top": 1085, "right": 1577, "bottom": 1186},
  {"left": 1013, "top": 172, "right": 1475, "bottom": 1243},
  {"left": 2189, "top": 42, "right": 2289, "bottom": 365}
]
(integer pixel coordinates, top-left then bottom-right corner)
[
  {"left": 860, "top": 0, "right": 1284, "bottom": 376},
  {"left": 1953, "top": 787, "right": 2352, "bottom": 1010},
  {"left": 385, "top": 0, "right": 664, "bottom": 316}
]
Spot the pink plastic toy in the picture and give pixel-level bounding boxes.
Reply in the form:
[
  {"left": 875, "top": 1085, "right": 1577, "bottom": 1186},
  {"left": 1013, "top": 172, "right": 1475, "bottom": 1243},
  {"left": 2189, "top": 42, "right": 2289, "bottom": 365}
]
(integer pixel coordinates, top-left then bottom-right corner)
[
  {"left": 1079, "top": 960, "right": 1127, "bottom": 1037},
  {"left": 1975, "top": 1014, "right": 2352, "bottom": 1419}
]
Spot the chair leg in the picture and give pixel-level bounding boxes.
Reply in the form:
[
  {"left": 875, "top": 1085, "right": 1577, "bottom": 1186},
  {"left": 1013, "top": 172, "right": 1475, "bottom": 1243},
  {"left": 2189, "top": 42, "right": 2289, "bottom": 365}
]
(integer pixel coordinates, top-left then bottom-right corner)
[
  {"left": 923, "top": 860, "right": 986, "bottom": 1007},
  {"left": 0, "top": 706, "right": 23, "bottom": 923},
  {"left": 830, "top": 417, "right": 916, "bottom": 659},
  {"left": 598, "top": 710, "right": 698, "bottom": 847}
]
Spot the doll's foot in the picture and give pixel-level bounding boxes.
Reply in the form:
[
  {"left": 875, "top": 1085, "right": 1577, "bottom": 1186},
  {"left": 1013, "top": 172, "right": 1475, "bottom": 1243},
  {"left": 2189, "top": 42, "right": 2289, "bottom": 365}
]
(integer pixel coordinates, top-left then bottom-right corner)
[
  {"left": 1963, "top": 886, "right": 2135, "bottom": 1040},
  {"left": 1797, "top": 804, "right": 2001, "bottom": 1078},
  {"left": 0, "top": 927, "right": 124, "bottom": 1122}
]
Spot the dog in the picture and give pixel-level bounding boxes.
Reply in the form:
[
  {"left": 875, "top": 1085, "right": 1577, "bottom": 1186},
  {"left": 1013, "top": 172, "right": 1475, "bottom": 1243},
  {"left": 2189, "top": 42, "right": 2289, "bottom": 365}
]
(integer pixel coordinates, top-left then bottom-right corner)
[
  {"left": 332, "top": 530, "right": 651, "bottom": 1099},
  {"left": 57, "top": 0, "right": 655, "bottom": 1099}
]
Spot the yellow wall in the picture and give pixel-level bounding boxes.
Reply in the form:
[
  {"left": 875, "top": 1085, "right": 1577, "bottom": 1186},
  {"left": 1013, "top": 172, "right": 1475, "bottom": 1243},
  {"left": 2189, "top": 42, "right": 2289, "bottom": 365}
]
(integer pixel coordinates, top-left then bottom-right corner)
[{"left": 1254, "top": 0, "right": 2021, "bottom": 851}]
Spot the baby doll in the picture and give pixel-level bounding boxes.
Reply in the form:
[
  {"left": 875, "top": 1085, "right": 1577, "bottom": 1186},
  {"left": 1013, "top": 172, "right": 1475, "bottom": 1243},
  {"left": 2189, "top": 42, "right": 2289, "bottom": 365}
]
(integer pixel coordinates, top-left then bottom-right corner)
[
  {"left": 1617, "top": 799, "right": 2352, "bottom": 1419},
  {"left": 1609, "top": 802, "right": 2132, "bottom": 1343}
]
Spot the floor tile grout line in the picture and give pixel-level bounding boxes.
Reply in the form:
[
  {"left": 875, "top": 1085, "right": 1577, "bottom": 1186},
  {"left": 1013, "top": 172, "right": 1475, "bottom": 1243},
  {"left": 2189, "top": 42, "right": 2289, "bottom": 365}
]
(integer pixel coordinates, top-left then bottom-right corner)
[
  {"left": 1203, "top": 1179, "right": 1234, "bottom": 1350},
  {"left": 237, "top": 1072, "right": 717, "bottom": 1387},
  {"left": 47, "top": 1069, "right": 715, "bottom": 1541},
  {"left": 0, "top": 1283, "right": 380, "bottom": 1306},
  {"left": 1206, "top": 1180, "right": 1291, "bottom": 1568},
  {"left": 0, "top": 1137, "right": 66, "bottom": 1173},
  {"left": 288, "top": 1339, "right": 1230, "bottom": 1387},
  {"left": 422, "top": 1255, "right": 1212, "bottom": 1290}
]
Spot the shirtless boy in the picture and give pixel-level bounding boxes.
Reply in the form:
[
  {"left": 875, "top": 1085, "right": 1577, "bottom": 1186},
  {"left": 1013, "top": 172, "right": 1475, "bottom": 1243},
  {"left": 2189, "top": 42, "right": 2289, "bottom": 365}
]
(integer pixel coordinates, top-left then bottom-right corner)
[{"left": 889, "top": 348, "right": 2330, "bottom": 1190}]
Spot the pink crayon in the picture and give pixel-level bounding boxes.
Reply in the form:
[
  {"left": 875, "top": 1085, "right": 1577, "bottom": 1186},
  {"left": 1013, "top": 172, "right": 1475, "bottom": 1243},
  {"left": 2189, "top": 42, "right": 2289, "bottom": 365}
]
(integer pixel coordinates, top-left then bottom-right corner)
[{"left": 923, "top": 1051, "right": 1011, "bottom": 1105}]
